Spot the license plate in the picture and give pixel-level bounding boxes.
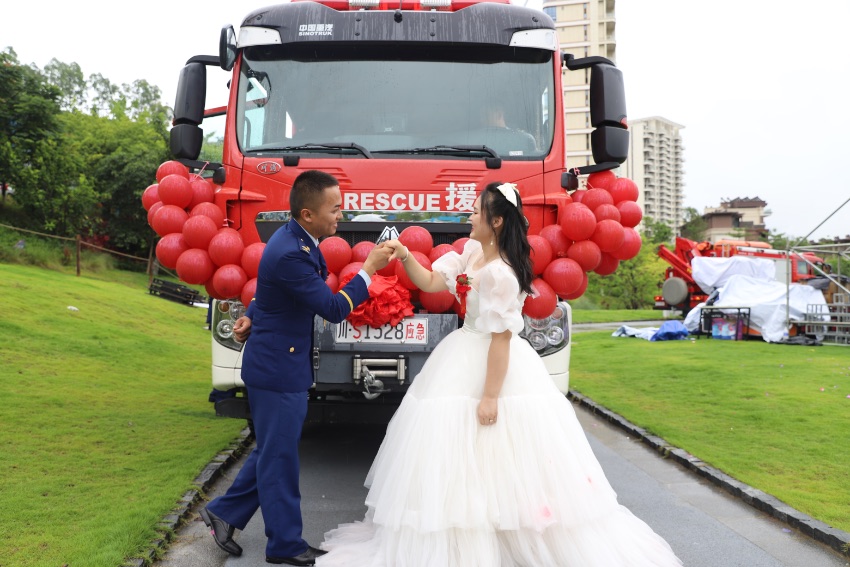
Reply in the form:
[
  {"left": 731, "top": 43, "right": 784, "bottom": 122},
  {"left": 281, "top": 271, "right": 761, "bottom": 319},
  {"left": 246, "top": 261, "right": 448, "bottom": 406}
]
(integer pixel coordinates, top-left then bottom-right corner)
[{"left": 335, "top": 317, "right": 428, "bottom": 344}]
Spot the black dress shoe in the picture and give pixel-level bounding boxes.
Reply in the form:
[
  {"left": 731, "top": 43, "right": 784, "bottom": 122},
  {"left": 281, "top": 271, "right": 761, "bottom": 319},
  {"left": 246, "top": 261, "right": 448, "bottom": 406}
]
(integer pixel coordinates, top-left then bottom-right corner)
[
  {"left": 199, "top": 507, "right": 243, "bottom": 557},
  {"left": 266, "top": 545, "right": 328, "bottom": 565}
]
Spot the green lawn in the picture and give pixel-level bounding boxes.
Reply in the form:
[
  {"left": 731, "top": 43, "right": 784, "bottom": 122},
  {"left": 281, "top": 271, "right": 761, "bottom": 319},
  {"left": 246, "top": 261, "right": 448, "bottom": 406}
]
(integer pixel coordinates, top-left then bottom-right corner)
[
  {"left": 571, "top": 308, "right": 667, "bottom": 323},
  {"left": 1, "top": 263, "right": 243, "bottom": 566},
  {"left": 570, "top": 331, "right": 850, "bottom": 533}
]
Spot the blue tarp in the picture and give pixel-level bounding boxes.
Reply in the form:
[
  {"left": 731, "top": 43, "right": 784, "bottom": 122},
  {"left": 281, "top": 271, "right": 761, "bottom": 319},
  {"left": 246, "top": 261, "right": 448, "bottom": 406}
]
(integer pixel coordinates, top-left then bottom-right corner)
[
  {"left": 612, "top": 320, "right": 689, "bottom": 342},
  {"left": 650, "top": 320, "right": 689, "bottom": 341}
]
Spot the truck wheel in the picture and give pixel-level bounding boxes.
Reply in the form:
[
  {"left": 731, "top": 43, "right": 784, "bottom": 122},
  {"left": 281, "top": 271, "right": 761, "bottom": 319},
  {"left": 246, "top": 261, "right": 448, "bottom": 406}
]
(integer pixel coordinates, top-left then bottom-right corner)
[{"left": 661, "top": 277, "right": 689, "bottom": 307}]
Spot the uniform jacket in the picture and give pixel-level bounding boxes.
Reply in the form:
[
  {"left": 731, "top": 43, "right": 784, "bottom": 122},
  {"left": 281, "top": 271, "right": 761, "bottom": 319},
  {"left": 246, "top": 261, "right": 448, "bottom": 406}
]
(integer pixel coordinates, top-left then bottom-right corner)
[{"left": 242, "top": 219, "right": 368, "bottom": 392}]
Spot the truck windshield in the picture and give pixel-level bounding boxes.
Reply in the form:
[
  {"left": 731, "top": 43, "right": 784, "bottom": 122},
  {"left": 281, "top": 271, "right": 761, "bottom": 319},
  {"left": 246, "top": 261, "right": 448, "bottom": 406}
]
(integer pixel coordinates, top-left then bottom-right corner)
[{"left": 236, "top": 44, "right": 555, "bottom": 160}]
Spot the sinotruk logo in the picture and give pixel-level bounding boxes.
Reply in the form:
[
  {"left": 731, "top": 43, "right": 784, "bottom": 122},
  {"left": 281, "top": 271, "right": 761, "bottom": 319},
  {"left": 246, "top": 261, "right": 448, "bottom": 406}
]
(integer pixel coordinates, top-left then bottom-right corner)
[{"left": 298, "top": 24, "right": 334, "bottom": 36}]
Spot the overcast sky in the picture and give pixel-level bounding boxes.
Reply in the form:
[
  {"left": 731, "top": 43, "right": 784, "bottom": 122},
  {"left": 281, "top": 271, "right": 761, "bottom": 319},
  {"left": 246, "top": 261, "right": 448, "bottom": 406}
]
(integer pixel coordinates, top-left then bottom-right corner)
[{"left": 3, "top": 0, "right": 849, "bottom": 241}]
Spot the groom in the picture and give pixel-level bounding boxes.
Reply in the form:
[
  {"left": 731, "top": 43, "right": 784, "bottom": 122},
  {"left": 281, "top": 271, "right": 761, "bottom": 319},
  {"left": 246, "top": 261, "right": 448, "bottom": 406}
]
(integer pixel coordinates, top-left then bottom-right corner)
[{"left": 200, "top": 170, "right": 392, "bottom": 565}]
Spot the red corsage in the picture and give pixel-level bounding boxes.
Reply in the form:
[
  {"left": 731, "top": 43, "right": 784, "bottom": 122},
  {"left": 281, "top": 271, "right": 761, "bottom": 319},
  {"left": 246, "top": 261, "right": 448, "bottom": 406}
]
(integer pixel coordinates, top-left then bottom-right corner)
[
  {"left": 338, "top": 273, "right": 415, "bottom": 328},
  {"left": 456, "top": 274, "right": 472, "bottom": 318}
]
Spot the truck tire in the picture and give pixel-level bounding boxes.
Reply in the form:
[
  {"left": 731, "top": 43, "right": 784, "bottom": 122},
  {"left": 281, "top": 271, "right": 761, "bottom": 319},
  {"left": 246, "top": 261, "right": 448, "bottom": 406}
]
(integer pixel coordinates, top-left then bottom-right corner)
[{"left": 661, "top": 277, "right": 689, "bottom": 307}]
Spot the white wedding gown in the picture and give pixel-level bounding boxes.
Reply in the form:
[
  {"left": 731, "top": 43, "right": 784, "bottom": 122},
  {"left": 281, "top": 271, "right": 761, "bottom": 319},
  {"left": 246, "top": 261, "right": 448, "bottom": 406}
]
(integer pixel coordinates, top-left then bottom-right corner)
[{"left": 317, "top": 241, "right": 683, "bottom": 567}]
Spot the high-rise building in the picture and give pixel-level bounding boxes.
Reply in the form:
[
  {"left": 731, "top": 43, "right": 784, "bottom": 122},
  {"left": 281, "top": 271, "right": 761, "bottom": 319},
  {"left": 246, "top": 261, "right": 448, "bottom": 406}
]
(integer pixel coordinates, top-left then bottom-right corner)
[
  {"left": 542, "top": 0, "right": 617, "bottom": 171},
  {"left": 624, "top": 117, "right": 685, "bottom": 231}
]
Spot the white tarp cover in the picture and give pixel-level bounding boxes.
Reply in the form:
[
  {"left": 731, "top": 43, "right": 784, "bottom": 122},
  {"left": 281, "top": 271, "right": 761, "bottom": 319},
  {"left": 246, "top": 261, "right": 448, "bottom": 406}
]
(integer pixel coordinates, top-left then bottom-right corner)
[
  {"left": 684, "top": 275, "right": 828, "bottom": 343},
  {"left": 691, "top": 256, "right": 776, "bottom": 294}
]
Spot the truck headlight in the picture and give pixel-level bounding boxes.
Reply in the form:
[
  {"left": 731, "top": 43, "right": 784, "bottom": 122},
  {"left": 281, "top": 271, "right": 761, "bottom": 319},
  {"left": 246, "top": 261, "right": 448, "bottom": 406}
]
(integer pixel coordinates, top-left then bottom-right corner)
[
  {"left": 521, "top": 301, "right": 571, "bottom": 356},
  {"left": 212, "top": 299, "right": 245, "bottom": 351}
]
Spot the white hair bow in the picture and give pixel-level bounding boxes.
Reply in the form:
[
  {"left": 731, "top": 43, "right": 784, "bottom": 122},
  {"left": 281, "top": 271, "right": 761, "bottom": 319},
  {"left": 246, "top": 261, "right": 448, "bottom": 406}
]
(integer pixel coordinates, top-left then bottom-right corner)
[{"left": 496, "top": 183, "right": 519, "bottom": 208}]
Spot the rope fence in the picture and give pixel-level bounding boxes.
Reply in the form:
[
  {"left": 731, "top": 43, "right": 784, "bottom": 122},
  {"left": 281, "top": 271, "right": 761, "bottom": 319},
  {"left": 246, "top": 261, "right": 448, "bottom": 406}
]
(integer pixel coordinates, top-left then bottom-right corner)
[{"left": 0, "top": 221, "right": 180, "bottom": 281}]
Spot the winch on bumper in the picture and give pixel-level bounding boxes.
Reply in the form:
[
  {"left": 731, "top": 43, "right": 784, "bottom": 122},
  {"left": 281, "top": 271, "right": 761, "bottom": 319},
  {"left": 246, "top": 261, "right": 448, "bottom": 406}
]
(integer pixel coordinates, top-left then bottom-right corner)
[{"left": 311, "top": 313, "right": 457, "bottom": 398}]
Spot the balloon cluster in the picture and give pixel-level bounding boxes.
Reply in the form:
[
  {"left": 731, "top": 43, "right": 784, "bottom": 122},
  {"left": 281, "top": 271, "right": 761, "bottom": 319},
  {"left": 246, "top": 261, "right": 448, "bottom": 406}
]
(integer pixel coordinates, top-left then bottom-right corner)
[
  {"left": 320, "top": 226, "right": 462, "bottom": 317},
  {"left": 522, "top": 171, "right": 643, "bottom": 320},
  {"left": 142, "top": 160, "right": 263, "bottom": 306}
]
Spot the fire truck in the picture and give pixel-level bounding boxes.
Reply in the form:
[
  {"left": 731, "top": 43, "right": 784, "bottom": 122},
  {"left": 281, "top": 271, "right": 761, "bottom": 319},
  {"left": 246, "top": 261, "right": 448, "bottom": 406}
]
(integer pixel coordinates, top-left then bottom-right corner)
[
  {"left": 169, "top": 0, "right": 629, "bottom": 421},
  {"left": 654, "top": 237, "right": 827, "bottom": 314}
]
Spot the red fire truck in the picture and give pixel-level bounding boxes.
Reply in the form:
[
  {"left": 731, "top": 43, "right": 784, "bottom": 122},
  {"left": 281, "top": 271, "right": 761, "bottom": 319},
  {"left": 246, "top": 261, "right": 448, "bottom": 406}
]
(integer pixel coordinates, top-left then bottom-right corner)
[
  {"left": 654, "top": 237, "right": 827, "bottom": 313},
  {"left": 169, "top": 0, "right": 629, "bottom": 421}
]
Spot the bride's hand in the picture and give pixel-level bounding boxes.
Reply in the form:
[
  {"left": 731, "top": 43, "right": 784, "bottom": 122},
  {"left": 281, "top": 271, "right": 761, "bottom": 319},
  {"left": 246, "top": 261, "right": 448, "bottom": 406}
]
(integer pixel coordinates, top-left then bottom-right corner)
[
  {"left": 381, "top": 239, "right": 408, "bottom": 262},
  {"left": 477, "top": 397, "right": 498, "bottom": 426}
]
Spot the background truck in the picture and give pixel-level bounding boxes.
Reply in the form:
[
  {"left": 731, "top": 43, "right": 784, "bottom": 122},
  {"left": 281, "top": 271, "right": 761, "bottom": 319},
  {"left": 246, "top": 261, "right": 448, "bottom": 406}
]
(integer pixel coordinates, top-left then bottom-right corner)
[
  {"left": 654, "top": 237, "right": 828, "bottom": 314},
  {"left": 168, "top": 0, "right": 629, "bottom": 422}
]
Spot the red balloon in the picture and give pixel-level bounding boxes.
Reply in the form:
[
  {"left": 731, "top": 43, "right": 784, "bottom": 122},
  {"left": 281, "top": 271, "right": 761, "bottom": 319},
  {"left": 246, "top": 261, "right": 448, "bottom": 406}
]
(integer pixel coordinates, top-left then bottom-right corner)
[
  {"left": 586, "top": 170, "right": 617, "bottom": 191},
  {"left": 187, "top": 176, "right": 215, "bottom": 209},
  {"left": 155, "top": 233, "right": 189, "bottom": 270},
  {"left": 452, "top": 237, "right": 470, "bottom": 254},
  {"left": 157, "top": 174, "right": 193, "bottom": 209},
  {"left": 151, "top": 204, "right": 189, "bottom": 237},
  {"left": 182, "top": 214, "right": 219, "bottom": 250},
  {"left": 147, "top": 201, "right": 163, "bottom": 228},
  {"left": 395, "top": 251, "right": 431, "bottom": 289},
  {"left": 581, "top": 188, "right": 614, "bottom": 212},
  {"left": 543, "top": 258, "right": 584, "bottom": 297},
  {"left": 539, "top": 224, "right": 571, "bottom": 258},
  {"left": 591, "top": 219, "right": 625, "bottom": 253},
  {"left": 156, "top": 160, "right": 189, "bottom": 183},
  {"left": 610, "top": 227, "right": 642, "bottom": 261},
  {"left": 205, "top": 278, "right": 227, "bottom": 301},
  {"left": 208, "top": 228, "right": 245, "bottom": 267},
  {"left": 429, "top": 243, "right": 455, "bottom": 263},
  {"left": 617, "top": 201, "right": 643, "bottom": 228},
  {"left": 377, "top": 258, "right": 399, "bottom": 277},
  {"left": 594, "top": 203, "right": 621, "bottom": 223},
  {"left": 570, "top": 189, "right": 587, "bottom": 203},
  {"left": 420, "top": 289, "right": 455, "bottom": 313},
  {"left": 176, "top": 248, "right": 215, "bottom": 285},
  {"left": 399, "top": 226, "right": 433, "bottom": 256},
  {"left": 351, "top": 241, "right": 375, "bottom": 263},
  {"left": 141, "top": 184, "right": 160, "bottom": 211},
  {"left": 319, "top": 236, "right": 352, "bottom": 274},
  {"left": 339, "top": 262, "right": 364, "bottom": 283},
  {"left": 559, "top": 203, "right": 597, "bottom": 242},
  {"left": 528, "top": 235, "right": 553, "bottom": 275},
  {"left": 190, "top": 202, "right": 225, "bottom": 230},
  {"left": 523, "top": 278, "right": 558, "bottom": 320},
  {"left": 567, "top": 239, "right": 602, "bottom": 271},
  {"left": 213, "top": 264, "right": 248, "bottom": 299},
  {"left": 609, "top": 177, "right": 639, "bottom": 204},
  {"left": 241, "top": 278, "right": 258, "bottom": 307},
  {"left": 563, "top": 272, "right": 589, "bottom": 300},
  {"left": 594, "top": 252, "right": 620, "bottom": 276},
  {"left": 325, "top": 272, "right": 339, "bottom": 293},
  {"left": 241, "top": 242, "right": 266, "bottom": 279}
]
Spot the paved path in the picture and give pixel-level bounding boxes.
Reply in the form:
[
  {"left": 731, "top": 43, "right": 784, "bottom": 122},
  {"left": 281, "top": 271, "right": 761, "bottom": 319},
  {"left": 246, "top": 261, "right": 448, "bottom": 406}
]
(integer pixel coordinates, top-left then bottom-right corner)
[{"left": 155, "top": 400, "right": 849, "bottom": 567}]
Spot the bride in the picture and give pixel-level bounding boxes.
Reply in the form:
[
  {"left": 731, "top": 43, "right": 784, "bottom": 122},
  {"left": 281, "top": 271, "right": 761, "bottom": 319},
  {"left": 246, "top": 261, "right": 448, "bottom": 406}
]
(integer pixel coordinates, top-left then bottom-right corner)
[{"left": 316, "top": 182, "right": 683, "bottom": 567}]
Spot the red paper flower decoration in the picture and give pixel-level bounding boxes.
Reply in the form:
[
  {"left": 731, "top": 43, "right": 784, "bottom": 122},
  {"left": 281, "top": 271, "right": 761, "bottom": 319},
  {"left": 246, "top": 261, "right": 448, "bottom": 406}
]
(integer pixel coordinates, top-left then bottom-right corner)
[
  {"left": 338, "top": 273, "right": 414, "bottom": 328},
  {"left": 456, "top": 273, "right": 472, "bottom": 318}
]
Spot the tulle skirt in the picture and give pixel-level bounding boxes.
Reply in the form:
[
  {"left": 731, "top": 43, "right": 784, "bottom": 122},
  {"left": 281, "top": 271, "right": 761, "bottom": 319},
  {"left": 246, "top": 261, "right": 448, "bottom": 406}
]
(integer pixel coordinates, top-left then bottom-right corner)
[{"left": 317, "top": 328, "right": 683, "bottom": 567}]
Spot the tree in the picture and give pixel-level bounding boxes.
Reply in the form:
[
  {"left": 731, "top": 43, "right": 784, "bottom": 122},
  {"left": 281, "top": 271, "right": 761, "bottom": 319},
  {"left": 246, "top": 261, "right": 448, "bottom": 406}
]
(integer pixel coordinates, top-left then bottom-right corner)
[
  {"left": 642, "top": 216, "right": 673, "bottom": 245},
  {"left": 0, "top": 48, "right": 63, "bottom": 217},
  {"left": 585, "top": 245, "right": 666, "bottom": 309},
  {"left": 679, "top": 207, "right": 707, "bottom": 242},
  {"left": 43, "top": 59, "right": 87, "bottom": 112}
]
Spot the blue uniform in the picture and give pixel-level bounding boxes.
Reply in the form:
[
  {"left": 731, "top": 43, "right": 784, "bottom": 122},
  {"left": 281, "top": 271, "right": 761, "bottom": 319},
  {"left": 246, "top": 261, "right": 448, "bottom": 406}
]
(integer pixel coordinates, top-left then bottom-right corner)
[{"left": 207, "top": 219, "right": 369, "bottom": 558}]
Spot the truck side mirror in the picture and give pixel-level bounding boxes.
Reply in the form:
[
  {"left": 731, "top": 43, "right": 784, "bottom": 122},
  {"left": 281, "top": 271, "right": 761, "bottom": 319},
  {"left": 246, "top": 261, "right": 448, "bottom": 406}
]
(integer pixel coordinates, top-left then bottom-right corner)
[
  {"left": 170, "top": 62, "right": 208, "bottom": 160},
  {"left": 561, "top": 54, "right": 629, "bottom": 189},
  {"left": 589, "top": 63, "right": 628, "bottom": 164},
  {"left": 220, "top": 25, "right": 237, "bottom": 71}
]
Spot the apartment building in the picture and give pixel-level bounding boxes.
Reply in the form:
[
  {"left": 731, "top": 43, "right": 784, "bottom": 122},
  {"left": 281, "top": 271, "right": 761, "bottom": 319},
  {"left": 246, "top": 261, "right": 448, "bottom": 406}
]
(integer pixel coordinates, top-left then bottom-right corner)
[
  {"left": 624, "top": 116, "right": 685, "bottom": 231},
  {"left": 541, "top": 0, "right": 617, "bottom": 171}
]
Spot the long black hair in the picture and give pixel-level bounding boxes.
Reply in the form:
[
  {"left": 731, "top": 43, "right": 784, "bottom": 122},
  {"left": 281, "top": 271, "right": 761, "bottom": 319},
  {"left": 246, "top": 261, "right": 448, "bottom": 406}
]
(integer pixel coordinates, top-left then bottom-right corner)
[{"left": 481, "top": 182, "right": 534, "bottom": 295}]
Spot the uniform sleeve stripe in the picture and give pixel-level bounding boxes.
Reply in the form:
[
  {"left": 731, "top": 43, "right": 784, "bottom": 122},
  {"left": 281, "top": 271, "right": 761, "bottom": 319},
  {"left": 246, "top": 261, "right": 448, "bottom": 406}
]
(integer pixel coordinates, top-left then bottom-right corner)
[{"left": 339, "top": 290, "right": 354, "bottom": 312}]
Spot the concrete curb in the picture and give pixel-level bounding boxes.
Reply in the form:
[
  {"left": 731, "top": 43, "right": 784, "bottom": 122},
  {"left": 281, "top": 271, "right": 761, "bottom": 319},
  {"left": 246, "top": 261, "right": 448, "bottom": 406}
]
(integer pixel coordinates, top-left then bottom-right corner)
[
  {"left": 123, "top": 427, "right": 255, "bottom": 567},
  {"left": 567, "top": 390, "right": 850, "bottom": 558}
]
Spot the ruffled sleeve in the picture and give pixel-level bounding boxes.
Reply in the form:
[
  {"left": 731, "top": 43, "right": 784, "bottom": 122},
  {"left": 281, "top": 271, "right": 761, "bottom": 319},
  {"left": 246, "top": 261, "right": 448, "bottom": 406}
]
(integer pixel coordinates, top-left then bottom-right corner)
[
  {"left": 432, "top": 239, "right": 481, "bottom": 295},
  {"left": 477, "top": 262, "right": 525, "bottom": 334}
]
